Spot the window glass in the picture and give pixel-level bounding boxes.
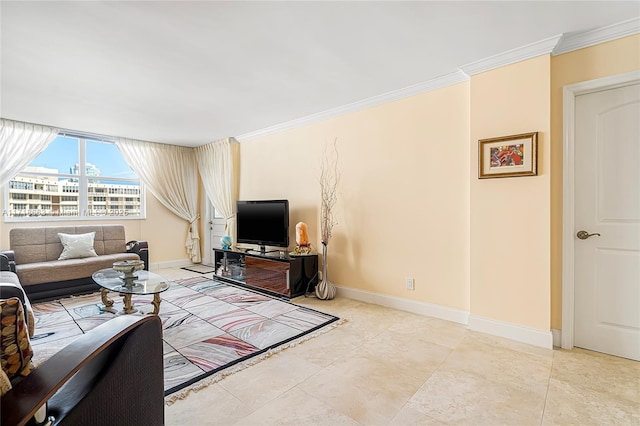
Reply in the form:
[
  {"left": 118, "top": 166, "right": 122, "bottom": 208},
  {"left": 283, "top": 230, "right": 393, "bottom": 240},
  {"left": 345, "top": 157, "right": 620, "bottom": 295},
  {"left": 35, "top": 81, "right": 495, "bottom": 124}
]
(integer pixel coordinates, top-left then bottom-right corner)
[
  {"left": 87, "top": 179, "right": 142, "bottom": 217},
  {"left": 5, "top": 134, "right": 144, "bottom": 221},
  {"left": 86, "top": 140, "right": 136, "bottom": 179},
  {"left": 29, "top": 136, "right": 79, "bottom": 173}
]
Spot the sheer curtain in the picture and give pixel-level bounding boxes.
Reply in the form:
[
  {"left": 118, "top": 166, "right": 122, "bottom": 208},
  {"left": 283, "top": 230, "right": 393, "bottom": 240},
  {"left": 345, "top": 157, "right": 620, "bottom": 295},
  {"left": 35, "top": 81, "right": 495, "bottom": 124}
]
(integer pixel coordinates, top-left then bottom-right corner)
[
  {"left": 195, "top": 137, "right": 239, "bottom": 244},
  {"left": 115, "top": 138, "right": 202, "bottom": 263},
  {"left": 0, "top": 119, "right": 58, "bottom": 186}
]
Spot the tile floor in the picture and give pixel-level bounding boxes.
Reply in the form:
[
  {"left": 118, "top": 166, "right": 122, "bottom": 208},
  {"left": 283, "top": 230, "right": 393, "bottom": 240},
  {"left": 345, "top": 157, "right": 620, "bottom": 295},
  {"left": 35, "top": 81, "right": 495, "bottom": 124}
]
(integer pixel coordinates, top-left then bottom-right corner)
[
  {"left": 35, "top": 267, "right": 640, "bottom": 425},
  {"left": 160, "top": 268, "right": 640, "bottom": 425}
]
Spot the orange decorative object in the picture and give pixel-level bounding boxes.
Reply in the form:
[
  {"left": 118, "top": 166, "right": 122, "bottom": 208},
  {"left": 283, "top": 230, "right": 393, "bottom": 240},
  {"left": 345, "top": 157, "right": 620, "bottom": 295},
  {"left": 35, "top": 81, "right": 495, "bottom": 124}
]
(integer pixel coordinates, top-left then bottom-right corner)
[{"left": 296, "top": 222, "right": 310, "bottom": 246}]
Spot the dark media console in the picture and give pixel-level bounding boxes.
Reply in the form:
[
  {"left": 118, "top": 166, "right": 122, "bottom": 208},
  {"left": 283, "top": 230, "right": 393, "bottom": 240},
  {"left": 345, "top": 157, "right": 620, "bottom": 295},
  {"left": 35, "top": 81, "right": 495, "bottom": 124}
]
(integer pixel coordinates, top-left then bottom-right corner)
[{"left": 213, "top": 248, "right": 318, "bottom": 299}]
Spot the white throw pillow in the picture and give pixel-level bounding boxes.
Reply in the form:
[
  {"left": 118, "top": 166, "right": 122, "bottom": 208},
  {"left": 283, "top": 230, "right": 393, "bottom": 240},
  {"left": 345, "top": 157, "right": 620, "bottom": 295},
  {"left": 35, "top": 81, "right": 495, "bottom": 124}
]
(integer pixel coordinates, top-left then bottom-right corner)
[{"left": 58, "top": 232, "right": 98, "bottom": 260}]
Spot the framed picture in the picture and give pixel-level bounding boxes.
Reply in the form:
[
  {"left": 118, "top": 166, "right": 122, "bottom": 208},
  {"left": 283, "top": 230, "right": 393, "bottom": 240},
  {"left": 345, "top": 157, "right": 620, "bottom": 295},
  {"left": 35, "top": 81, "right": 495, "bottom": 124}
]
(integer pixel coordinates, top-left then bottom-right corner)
[{"left": 479, "top": 132, "right": 538, "bottom": 179}]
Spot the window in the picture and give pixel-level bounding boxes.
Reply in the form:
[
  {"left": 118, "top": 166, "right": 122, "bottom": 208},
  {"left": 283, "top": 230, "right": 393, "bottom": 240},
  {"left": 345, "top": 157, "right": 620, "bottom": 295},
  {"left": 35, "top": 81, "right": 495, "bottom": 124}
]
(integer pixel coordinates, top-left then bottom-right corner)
[
  {"left": 10, "top": 181, "right": 34, "bottom": 190},
  {"left": 4, "top": 134, "right": 145, "bottom": 221}
]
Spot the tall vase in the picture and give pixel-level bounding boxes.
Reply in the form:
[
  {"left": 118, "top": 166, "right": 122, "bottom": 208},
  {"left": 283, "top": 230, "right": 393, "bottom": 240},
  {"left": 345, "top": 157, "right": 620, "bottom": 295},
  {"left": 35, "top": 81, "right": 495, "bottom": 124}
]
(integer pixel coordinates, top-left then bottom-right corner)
[{"left": 315, "top": 242, "right": 337, "bottom": 300}]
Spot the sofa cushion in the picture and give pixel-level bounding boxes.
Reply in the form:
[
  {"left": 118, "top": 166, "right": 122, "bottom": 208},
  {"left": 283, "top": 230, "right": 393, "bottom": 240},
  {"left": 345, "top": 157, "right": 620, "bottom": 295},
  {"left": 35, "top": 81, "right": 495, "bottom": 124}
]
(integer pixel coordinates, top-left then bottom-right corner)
[
  {"left": 0, "top": 298, "right": 33, "bottom": 382},
  {"left": 57, "top": 232, "right": 98, "bottom": 260},
  {"left": 16, "top": 253, "right": 140, "bottom": 287},
  {"left": 10, "top": 225, "right": 130, "bottom": 264},
  {"left": 101, "top": 226, "right": 128, "bottom": 255},
  {"left": 44, "top": 226, "right": 102, "bottom": 260}
]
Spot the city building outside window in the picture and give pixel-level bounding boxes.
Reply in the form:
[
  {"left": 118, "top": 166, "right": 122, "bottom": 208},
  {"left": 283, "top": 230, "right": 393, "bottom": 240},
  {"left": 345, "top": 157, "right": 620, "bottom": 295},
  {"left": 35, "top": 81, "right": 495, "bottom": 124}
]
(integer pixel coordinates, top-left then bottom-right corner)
[{"left": 4, "top": 134, "right": 145, "bottom": 221}]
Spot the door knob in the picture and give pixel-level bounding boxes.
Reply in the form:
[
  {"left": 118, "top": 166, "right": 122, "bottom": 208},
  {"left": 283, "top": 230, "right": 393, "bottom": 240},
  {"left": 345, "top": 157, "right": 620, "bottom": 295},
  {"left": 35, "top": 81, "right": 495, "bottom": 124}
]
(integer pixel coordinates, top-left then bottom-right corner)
[{"left": 577, "top": 230, "right": 601, "bottom": 240}]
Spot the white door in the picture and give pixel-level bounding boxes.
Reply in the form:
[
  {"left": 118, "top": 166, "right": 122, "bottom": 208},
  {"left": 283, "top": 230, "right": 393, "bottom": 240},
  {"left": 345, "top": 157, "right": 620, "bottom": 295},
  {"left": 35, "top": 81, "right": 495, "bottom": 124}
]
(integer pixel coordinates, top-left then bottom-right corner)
[
  {"left": 210, "top": 207, "right": 226, "bottom": 249},
  {"left": 202, "top": 202, "right": 226, "bottom": 265},
  {"left": 574, "top": 82, "right": 640, "bottom": 361}
]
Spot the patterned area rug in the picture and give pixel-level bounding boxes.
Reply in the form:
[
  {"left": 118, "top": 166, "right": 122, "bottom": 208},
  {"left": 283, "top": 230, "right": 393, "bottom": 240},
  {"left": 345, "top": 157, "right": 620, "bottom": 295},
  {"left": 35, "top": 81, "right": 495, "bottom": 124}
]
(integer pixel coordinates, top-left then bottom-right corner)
[{"left": 30, "top": 276, "right": 339, "bottom": 397}]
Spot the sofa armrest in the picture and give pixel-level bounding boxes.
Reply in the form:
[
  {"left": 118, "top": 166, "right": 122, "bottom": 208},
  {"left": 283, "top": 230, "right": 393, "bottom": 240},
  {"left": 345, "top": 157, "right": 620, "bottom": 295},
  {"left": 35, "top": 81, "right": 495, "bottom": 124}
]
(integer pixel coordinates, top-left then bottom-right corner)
[
  {"left": 0, "top": 282, "right": 34, "bottom": 337},
  {"left": 126, "top": 240, "right": 149, "bottom": 271},
  {"left": 0, "top": 251, "right": 16, "bottom": 272},
  {"left": 1, "top": 315, "right": 164, "bottom": 426},
  {"left": 0, "top": 282, "right": 27, "bottom": 302}
]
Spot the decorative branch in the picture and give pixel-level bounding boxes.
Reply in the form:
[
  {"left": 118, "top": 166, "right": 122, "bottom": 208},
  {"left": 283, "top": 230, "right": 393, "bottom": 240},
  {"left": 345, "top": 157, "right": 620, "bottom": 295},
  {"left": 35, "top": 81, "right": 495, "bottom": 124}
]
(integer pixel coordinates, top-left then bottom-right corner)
[{"left": 320, "top": 137, "right": 339, "bottom": 246}]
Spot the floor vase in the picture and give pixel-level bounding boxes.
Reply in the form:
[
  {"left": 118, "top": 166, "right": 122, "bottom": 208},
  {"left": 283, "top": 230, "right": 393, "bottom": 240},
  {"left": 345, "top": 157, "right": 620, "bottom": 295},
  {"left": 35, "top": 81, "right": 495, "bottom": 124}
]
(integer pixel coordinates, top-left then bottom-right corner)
[{"left": 315, "top": 243, "right": 337, "bottom": 300}]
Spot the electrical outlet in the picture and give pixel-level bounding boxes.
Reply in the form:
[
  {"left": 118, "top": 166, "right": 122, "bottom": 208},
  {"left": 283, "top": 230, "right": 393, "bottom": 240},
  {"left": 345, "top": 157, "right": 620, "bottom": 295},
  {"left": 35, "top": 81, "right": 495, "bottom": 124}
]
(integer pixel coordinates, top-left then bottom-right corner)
[{"left": 405, "top": 277, "right": 415, "bottom": 290}]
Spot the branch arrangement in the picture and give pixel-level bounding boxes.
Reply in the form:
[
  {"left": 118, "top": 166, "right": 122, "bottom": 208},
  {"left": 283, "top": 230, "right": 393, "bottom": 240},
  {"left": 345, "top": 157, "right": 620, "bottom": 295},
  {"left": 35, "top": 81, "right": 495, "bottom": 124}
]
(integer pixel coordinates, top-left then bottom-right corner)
[{"left": 320, "top": 138, "right": 340, "bottom": 246}]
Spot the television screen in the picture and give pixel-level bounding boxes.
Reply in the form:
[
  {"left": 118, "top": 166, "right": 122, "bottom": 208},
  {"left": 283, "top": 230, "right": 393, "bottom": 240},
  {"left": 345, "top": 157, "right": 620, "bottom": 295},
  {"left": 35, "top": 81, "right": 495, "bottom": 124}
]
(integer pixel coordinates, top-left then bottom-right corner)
[{"left": 236, "top": 200, "right": 289, "bottom": 250}]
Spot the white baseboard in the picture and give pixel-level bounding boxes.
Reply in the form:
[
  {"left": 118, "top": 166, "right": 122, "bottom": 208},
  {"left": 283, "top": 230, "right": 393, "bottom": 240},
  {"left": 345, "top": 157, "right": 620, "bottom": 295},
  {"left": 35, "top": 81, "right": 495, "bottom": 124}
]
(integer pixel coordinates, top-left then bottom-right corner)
[
  {"left": 148, "top": 259, "right": 192, "bottom": 271},
  {"left": 551, "top": 329, "right": 562, "bottom": 348},
  {"left": 335, "top": 285, "right": 469, "bottom": 325},
  {"left": 468, "top": 315, "right": 553, "bottom": 349},
  {"left": 336, "top": 286, "right": 553, "bottom": 349}
]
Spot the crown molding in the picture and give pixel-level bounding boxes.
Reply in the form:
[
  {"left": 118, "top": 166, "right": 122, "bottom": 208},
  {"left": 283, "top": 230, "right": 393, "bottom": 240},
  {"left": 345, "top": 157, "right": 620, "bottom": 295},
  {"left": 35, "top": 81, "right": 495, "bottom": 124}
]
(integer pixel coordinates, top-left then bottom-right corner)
[
  {"left": 235, "top": 70, "right": 469, "bottom": 141},
  {"left": 553, "top": 17, "right": 640, "bottom": 56},
  {"left": 236, "top": 18, "right": 638, "bottom": 142},
  {"left": 460, "top": 34, "right": 562, "bottom": 76}
]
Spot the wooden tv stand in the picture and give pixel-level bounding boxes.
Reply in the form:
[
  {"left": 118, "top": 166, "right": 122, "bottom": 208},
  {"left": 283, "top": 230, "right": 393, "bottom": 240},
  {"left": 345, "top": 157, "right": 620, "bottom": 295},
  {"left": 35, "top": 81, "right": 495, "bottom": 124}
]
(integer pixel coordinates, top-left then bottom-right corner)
[{"left": 212, "top": 248, "right": 318, "bottom": 299}]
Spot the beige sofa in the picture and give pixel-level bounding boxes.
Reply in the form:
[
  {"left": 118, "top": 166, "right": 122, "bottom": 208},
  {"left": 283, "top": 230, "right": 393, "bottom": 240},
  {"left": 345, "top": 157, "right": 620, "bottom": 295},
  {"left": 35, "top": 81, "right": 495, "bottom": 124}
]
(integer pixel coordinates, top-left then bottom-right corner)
[{"left": 1, "top": 225, "right": 148, "bottom": 301}]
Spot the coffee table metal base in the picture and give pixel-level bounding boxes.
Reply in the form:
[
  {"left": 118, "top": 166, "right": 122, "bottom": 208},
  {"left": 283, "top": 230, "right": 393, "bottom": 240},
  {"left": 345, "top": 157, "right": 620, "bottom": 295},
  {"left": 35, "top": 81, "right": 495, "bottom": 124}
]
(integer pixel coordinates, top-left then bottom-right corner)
[{"left": 100, "top": 289, "right": 162, "bottom": 315}]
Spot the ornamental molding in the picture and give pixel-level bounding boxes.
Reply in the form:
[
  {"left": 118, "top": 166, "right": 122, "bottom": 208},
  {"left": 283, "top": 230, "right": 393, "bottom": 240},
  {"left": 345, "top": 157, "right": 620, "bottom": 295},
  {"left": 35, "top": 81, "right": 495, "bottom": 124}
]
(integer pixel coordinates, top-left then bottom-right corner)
[
  {"left": 236, "top": 71, "right": 469, "bottom": 141},
  {"left": 553, "top": 17, "right": 640, "bottom": 56},
  {"left": 236, "top": 18, "right": 639, "bottom": 141},
  {"left": 460, "top": 34, "right": 563, "bottom": 76}
]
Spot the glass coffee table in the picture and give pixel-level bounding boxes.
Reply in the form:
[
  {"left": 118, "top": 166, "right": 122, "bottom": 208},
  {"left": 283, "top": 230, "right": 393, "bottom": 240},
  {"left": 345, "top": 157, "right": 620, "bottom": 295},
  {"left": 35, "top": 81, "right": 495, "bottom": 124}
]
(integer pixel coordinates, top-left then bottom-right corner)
[{"left": 92, "top": 268, "right": 170, "bottom": 315}]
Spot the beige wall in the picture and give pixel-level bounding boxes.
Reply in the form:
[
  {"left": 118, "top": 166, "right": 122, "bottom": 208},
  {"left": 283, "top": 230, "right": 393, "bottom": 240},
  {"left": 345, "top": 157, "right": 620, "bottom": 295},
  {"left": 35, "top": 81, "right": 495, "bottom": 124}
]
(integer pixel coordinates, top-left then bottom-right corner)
[
  {"left": 240, "top": 82, "right": 471, "bottom": 311},
  {"left": 243, "top": 35, "right": 639, "bottom": 334},
  {"left": 469, "top": 56, "right": 551, "bottom": 330},
  {"left": 241, "top": 56, "right": 555, "bottom": 333},
  {"left": 549, "top": 34, "right": 640, "bottom": 329},
  {"left": 0, "top": 191, "right": 190, "bottom": 265}
]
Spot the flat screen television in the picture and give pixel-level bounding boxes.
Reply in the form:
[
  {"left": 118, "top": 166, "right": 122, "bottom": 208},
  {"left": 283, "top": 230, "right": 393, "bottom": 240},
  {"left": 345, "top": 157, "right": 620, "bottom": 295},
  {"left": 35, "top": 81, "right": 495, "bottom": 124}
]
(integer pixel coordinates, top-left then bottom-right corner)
[{"left": 236, "top": 200, "right": 289, "bottom": 253}]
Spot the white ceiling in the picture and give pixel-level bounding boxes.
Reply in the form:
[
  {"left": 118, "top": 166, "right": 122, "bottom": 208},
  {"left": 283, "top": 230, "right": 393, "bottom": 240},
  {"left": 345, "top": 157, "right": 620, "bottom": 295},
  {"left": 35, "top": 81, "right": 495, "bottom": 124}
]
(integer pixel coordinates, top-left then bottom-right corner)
[{"left": 1, "top": 1, "right": 638, "bottom": 147}]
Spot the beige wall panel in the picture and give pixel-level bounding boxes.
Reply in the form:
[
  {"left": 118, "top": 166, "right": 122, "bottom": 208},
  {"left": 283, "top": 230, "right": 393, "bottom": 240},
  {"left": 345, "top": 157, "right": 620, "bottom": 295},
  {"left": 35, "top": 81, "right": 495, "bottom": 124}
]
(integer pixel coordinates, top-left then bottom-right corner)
[
  {"left": 550, "top": 34, "right": 640, "bottom": 329},
  {"left": 470, "top": 56, "right": 551, "bottom": 330},
  {"left": 140, "top": 192, "right": 192, "bottom": 264},
  {"left": 240, "top": 82, "right": 471, "bottom": 311}
]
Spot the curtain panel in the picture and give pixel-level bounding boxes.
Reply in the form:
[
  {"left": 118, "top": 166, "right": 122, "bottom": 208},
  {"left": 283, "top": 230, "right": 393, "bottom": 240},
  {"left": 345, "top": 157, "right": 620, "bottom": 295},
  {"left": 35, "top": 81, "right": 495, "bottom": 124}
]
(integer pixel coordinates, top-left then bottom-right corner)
[
  {"left": 115, "top": 138, "right": 201, "bottom": 263},
  {"left": 0, "top": 119, "right": 58, "bottom": 186},
  {"left": 194, "top": 137, "right": 239, "bottom": 245}
]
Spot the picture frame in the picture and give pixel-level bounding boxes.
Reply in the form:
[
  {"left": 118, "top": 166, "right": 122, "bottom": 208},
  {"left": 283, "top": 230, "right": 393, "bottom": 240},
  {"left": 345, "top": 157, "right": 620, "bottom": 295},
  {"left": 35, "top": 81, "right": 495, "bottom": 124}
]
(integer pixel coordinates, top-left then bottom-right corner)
[{"left": 478, "top": 132, "right": 538, "bottom": 179}]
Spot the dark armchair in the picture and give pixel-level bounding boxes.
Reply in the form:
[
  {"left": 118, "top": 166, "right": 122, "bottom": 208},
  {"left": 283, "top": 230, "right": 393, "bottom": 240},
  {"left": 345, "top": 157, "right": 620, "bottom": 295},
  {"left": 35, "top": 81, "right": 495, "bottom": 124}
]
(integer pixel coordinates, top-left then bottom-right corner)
[
  {"left": 1, "top": 315, "right": 164, "bottom": 426},
  {"left": 0, "top": 254, "right": 34, "bottom": 337}
]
